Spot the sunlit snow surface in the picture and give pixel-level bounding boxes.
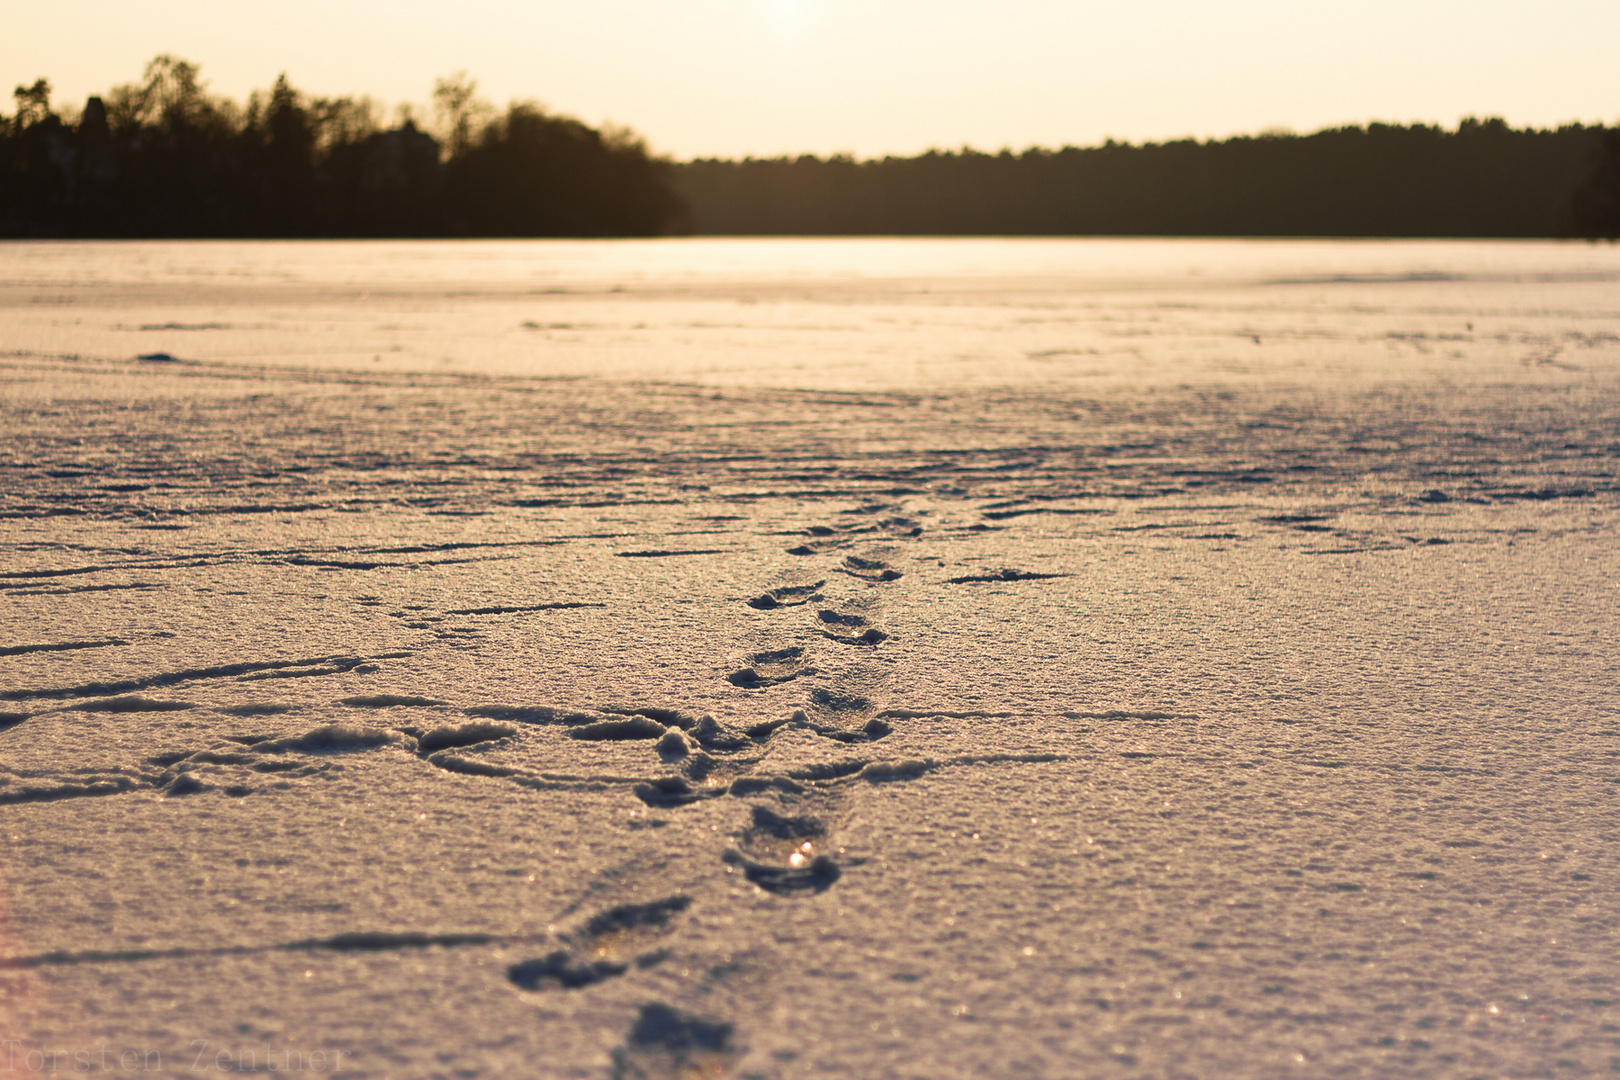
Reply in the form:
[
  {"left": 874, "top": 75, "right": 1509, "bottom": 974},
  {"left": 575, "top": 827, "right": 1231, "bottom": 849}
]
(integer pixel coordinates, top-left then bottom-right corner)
[{"left": 2, "top": 238, "right": 1618, "bottom": 1078}]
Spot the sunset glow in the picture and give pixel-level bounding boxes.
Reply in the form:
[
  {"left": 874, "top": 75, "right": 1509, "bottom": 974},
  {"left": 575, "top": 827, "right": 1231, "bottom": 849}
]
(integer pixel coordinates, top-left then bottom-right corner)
[{"left": 4, "top": 0, "right": 1616, "bottom": 158}]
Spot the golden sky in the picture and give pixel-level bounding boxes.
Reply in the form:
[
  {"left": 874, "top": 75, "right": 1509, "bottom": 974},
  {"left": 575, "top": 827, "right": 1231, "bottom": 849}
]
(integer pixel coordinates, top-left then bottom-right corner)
[{"left": 6, "top": 0, "right": 1617, "bottom": 159}]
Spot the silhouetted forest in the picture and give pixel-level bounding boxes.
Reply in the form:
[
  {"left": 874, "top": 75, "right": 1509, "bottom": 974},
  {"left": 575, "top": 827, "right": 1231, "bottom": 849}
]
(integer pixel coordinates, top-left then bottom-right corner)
[
  {"left": 0, "top": 57, "right": 685, "bottom": 237},
  {"left": 676, "top": 120, "right": 1620, "bottom": 239},
  {"left": 5, "top": 57, "right": 1617, "bottom": 239},
  {"left": 1569, "top": 130, "right": 1620, "bottom": 240}
]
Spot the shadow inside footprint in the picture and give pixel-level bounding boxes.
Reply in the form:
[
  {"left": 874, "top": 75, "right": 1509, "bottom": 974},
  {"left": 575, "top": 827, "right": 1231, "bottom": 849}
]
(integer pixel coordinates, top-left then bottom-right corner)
[
  {"left": 799, "top": 690, "right": 892, "bottom": 743},
  {"left": 945, "top": 568, "right": 1068, "bottom": 584},
  {"left": 746, "top": 580, "right": 826, "bottom": 610},
  {"left": 723, "top": 849, "right": 841, "bottom": 896},
  {"left": 691, "top": 716, "right": 754, "bottom": 752},
  {"left": 807, "top": 686, "right": 870, "bottom": 719},
  {"left": 739, "top": 805, "right": 826, "bottom": 859},
  {"left": 508, "top": 951, "right": 627, "bottom": 990},
  {"left": 612, "top": 1004, "right": 738, "bottom": 1080},
  {"left": 726, "top": 647, "right": 812, "bottom": 689},
  {"left": 840, "top": 556, "right": 902, "bottom": 582},
  {"left": 580, "top": 896, "right": 692, "bottom": 945},
  {"left": 417, "top": 721, "right": 517, "bottom": 753},
  {"left": 567, "top": 716, "right": 671, "bottom": 741},
  {"left": 634, "top": 775, "right": 727, "bottom": 808},
  {"left": 509, "top": 897, "right": 691, "bottom": 993},
  {"left": 816, "top": 611, "right": 889, "bottom": 646},
  {"left": 727, "top": 806, "right": 840, "bottom": 895}
]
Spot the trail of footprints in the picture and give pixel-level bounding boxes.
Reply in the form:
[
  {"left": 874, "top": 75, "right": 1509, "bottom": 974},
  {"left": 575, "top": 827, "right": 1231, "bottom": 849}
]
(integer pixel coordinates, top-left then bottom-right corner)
[
  {"left": 0, "top": 543, "right": 920, "bottom": 1069},
  {"left": 489, "top": 544, "right": 911, "bottom": 1074},
  {"left": 0, "top": 515, "right": 1072, "bottom": 1074}
]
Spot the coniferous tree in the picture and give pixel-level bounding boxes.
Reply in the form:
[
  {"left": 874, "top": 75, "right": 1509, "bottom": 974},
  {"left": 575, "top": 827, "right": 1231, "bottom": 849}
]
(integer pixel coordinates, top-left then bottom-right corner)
[
  {"left": 0, "top": 56, "right": 686, "bottom": 237},
  {"left": 1568, "top": 130, "right": 1620, "bottom": 240}
]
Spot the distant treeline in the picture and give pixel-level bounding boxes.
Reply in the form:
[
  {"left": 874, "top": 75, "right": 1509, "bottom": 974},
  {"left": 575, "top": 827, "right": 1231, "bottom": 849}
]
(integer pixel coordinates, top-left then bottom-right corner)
[
  {"left": 5, "top": 58, "right": 1618, "bottom": 239},
  {"left": 0, "top": 56, "right": 685, "bottom": 237},
  {"left": 676, "top": 121, "right": 1620, "bottom": 239}
]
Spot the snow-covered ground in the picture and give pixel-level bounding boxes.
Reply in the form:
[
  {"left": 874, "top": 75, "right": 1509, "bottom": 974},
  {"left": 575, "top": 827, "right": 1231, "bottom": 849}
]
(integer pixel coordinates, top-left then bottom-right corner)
[{"left": 2, "top": 239, "right": 1617, "bottom": 1078}]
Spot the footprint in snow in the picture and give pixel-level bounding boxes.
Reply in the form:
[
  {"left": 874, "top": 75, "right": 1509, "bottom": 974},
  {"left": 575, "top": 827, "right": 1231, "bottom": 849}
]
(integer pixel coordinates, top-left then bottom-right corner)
[
  {"left": 815, "top": 609, "right": 889, "bottom": 647},
  {"left": 726, "top": 647, "right": 814, "bottom": 689},
  {"left": 839, "top": 555, "right": 902, "bottom": 582},
  {"left": 745, "top": 580, "right": 825, "bottom": 610},
  {"left": 508, "top": 896, "right": 691, "bottom": 991},
  {"left": 611, "top": 1003, "right": 739, "bottom": 1080},
  {"left": 724, "top": 809, "right": 842, "bottom": 897}
]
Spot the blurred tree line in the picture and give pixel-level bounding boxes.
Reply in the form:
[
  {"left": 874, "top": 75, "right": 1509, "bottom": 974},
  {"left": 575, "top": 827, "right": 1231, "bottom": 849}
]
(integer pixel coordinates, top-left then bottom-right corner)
[
  {"left": 676, "top": 120, "right": 1620, "bottom": 239},
  {"left": 5, "top": 58, "right": 1615, "bottom": 239},
  {"left": 0, "top": 57, "right": 686, "bottom": 237}
]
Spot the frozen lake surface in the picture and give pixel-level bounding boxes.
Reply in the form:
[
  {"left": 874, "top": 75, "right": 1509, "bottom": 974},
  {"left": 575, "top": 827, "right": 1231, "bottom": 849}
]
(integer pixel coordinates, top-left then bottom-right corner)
[{"left": 2, "top": 238, "right": 1618, "bottom": 1077}]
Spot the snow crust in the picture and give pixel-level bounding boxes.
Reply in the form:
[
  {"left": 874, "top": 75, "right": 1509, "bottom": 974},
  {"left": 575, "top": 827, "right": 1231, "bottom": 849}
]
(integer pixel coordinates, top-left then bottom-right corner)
[{"left": 1, "top": 239, "right": 1618, "bottom": 1077}]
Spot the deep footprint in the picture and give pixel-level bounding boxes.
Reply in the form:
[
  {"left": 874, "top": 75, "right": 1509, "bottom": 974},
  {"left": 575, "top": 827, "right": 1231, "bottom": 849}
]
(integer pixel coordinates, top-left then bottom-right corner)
[
  {"left": 723, "top": 848, "right": 841, "bottom": 896},
  {"left": 724, "top": 804, "right": 842, "bottom": 896},
  {"left": 611, "top": 1004, "right": 738, "bottom": 1080},
  {"left": 508, "top": 896, "right": 690, "bottom": 992},
  {"left": 840, "top": 555, "right": 902, "bottom": 582},
  {"left": 726, "top": 647, "right": 813, "bottom": 689},
  {"left": 566, "top": 716, "right": 672, "bottom": 741},
  {"left": 790, "top": 516, "right": 922, "bottom": 552},
  {"left": 799, "top": 689, "right": 893, "bottom": 742},
  {"left": 506, "top": 952, "right": 626, "bottom": 990},
  {"left": 746, "top": 580, "right": 826, "bottom": 610},
  {"left": 577, "top": 895, "right": 691, "bottom": 952},
  {"left": 816, "top": 610, "right": 889, "bottom": 647},
  {"left": 737, "top": 804, "right": 827, "bottom": 863},
  {"left": 633, "top": 774, "right": 728, "bottom": 808}
]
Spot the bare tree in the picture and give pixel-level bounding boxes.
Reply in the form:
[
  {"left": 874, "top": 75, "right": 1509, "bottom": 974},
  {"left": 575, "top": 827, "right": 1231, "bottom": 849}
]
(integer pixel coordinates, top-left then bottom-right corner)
[
  {"left": 11, "top": 79, "right": 52, "bottom": 132},
  {"left": 432, "top": 72, "right": 491, "bottom": 159}
]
